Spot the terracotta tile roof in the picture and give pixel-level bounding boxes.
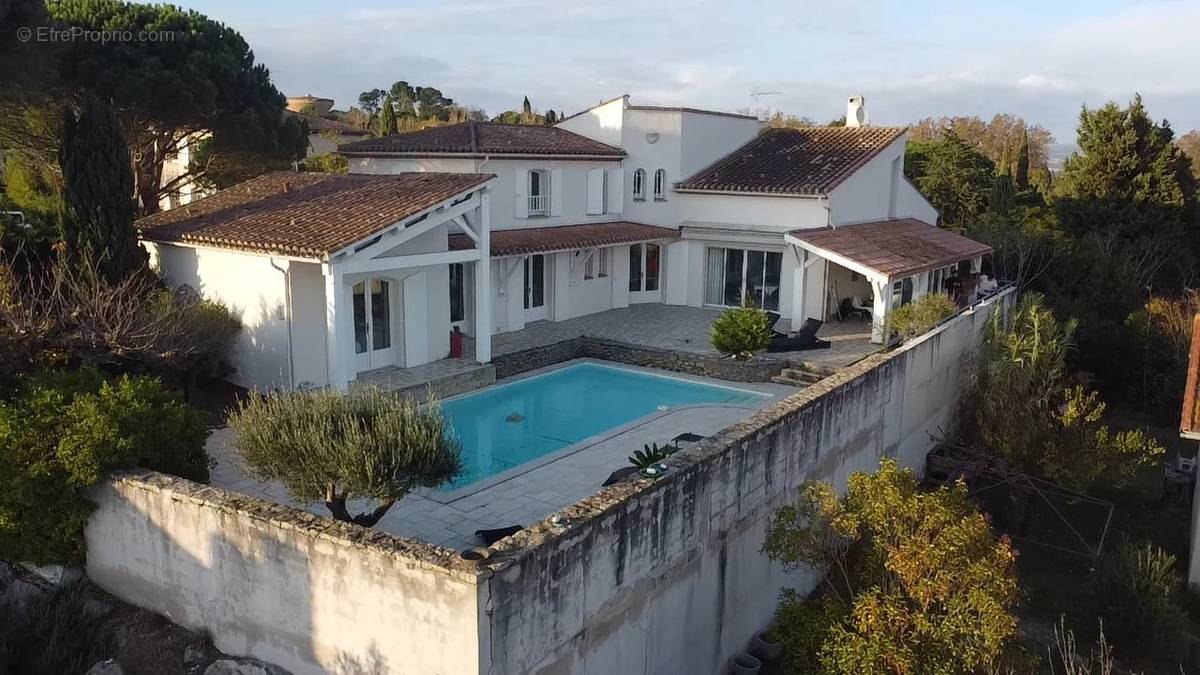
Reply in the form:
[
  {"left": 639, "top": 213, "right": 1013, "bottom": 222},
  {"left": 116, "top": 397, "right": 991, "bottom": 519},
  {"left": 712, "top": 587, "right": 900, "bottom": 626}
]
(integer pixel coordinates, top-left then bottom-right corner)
[
  {"left": 676, "top": 126, "right": 907, "bottom": 195},
  {"left": 789, "top": 218, "right": 992, "bottom": 281},
  {"left": 1183, "top": 315, "right": 1200, "bottom": 438},
  {"left": 339, "top": 122, "right": 625, "bottom": 158},
  {"left": 137, "top": 171, "right": 493, "bottom": 259},
  {"left": 449, "top": 221, "right": 678, "bottom": 257},
  {"left": 287, "top": 111, "right": 370, "bottom": 136}
]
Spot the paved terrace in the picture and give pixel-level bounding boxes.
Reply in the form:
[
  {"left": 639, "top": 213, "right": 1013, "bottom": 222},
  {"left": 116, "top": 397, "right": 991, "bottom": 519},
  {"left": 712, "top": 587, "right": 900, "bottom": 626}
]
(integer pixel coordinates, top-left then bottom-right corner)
[
  {"left": 489, "top": 304, "right": 878, "bottom": 368},
  {"left": 208, "top": 360, "right": 792, "bottom": 552}
]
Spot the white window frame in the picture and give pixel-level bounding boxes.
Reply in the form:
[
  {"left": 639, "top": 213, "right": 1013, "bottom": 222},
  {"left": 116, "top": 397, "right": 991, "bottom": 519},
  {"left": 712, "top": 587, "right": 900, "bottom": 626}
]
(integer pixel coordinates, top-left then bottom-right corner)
[
  {"left": 528, "top": 169, "right": 549, "bottom": 216},
  {"left": 703, "top": 246, "right": 783, "bottom": 311},
  {"left": 653, "top": 169, "right": 667, "bottom": 200},
  {"left": 597, "top": 247, "right": 609, "bottom": 278},
  {"left": 632, "top": 168, "right": 647, "bottom": 201}
]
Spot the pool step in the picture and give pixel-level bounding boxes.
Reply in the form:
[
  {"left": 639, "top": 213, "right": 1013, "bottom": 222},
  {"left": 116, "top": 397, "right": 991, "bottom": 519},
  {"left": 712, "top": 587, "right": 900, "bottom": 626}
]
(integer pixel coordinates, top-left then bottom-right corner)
[{"left": 771, "top": 368, "right": 827, "bottom": 387}]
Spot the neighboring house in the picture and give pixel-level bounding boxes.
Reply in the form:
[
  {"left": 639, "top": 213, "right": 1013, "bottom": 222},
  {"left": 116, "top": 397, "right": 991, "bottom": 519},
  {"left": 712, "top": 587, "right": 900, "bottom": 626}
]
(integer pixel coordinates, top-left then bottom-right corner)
[
  {"left": 1183, "top": 315, "right": 1200, "bottom": 588},
  {"left": 285, "top": 109, "right": 370, "bottom": 157},
  {"left": 158, "top": 132, "right": 213, "bottom": 212},
  {"left": 136, "top": 94, "right": 990, "bottom": 391}
]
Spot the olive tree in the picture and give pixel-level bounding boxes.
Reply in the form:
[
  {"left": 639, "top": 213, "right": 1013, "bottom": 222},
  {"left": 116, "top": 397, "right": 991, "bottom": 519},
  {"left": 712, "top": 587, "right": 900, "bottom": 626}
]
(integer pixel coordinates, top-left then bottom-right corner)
[{"left": 228, "top": 387, "right": 462, "bottom": 527}]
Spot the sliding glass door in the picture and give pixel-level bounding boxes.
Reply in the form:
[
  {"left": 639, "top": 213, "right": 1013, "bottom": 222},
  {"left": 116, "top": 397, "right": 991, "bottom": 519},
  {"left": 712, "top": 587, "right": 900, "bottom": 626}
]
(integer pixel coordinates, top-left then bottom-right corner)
[{"left": 705, "top": 247, "right": 782, "bottom": 310}]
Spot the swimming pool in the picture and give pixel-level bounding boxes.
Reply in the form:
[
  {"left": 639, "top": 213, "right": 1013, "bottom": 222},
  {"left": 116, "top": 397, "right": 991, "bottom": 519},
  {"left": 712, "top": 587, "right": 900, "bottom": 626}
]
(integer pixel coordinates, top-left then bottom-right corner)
[{"left": 438, "top": 362, "right": 767, "bottom": 490}]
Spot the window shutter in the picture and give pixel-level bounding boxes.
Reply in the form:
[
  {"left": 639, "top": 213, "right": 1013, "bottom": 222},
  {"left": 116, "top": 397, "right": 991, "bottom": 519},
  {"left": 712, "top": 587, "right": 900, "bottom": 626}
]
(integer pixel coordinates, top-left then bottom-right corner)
[
  {"left": 514, "top": 168, "right": 529, "bottom": 219},
  {"left": 586, "top": 168, "right": 605, "bottom": 215},
  {"left": 607, "top": 169, "right": 624, "bottom": 214},
  {"left": 550, "top": 169, "right": 563, "bottom": 216}
]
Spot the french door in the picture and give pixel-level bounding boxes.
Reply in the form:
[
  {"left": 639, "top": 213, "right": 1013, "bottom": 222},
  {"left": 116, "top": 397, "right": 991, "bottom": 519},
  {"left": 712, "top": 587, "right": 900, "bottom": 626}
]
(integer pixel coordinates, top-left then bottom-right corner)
[
  {"left": 524, "top": 254, "right": 548, "bottom": 321},
  {"left": 628, "top": 243, "right": 661, "bottom": 303},
  {"left": 353, "top": 278, "right": 398, "bottom": 372}
]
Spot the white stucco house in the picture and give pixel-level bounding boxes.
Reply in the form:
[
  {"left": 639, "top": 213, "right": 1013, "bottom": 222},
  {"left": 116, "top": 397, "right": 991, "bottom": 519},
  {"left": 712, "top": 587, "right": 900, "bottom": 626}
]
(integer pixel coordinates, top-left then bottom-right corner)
[{"left": 136, "top": 94, "right": 991, "bottom": 392}]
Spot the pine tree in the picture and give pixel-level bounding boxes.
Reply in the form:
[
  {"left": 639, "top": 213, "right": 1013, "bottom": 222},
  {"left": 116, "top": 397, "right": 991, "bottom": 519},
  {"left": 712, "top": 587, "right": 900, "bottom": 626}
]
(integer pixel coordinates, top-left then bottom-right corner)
[
  {"left": 376, "top": 96, "right": 398, "bottom": 136},
  {"left": 1014, "top": 130, "right": 1030, "bottom": 191},
  {"left": 58, "top": 95, "right": 147, "bottom": 281}
]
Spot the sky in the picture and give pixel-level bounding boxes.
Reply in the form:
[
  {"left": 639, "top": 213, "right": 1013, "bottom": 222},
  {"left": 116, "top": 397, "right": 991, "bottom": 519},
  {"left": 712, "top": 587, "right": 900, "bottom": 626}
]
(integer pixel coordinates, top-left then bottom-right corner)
[{"left": 180, "top": 0, "right": 1200, "bottom": 142}]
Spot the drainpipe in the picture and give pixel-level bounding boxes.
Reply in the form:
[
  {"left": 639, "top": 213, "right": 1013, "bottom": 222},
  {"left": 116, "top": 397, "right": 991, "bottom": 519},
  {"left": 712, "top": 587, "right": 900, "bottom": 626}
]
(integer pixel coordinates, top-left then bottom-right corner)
[
  {"left": 269, "top": 257, "right": 295, "bottom": 389},
  {"left": 819, "top": 195, "right": 833, "bottom": 228}
]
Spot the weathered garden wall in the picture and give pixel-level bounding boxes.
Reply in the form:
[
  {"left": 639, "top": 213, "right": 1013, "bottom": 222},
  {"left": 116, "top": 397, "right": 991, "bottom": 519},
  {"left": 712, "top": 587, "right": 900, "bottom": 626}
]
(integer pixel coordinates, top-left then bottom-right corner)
[
  {"left": 82, "top": 289, "right": 1012, "bottom": 675},
  {"left": 85, "top": 473, "right": 486, "bottom": 675},
  {"left": 478, "top": 288, "right": 1014, "bottom": 675}
]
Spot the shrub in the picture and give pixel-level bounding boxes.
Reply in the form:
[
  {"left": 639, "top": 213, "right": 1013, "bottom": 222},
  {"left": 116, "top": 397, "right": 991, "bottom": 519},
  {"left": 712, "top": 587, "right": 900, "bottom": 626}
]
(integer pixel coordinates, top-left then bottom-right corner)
[
  {"left": 888, "top": 292, "right": 957, "bottom": 339},
  {"left": 228, "top": 387, "right": 462, "bottom": 527},
  {"left": 0, "top": 368, "right": 209, "bottom": 564},
  {"left": 710, "top": 302, "right": 771, "bottom": 360},
  {"left": 763, "top": 459, "right": 1019, "bottom": 675},
  {"left": 1090, "top": 540, "right": 1186, "bottom": 656},
  {"left": 771, "top": 591, "right": 847, "bottom": 673},
  {"left": 0, "top": 577, "right": 119, "bottom": 675},
  {"left": 0, "top": 255, "right": 241, "bottom": 386}
]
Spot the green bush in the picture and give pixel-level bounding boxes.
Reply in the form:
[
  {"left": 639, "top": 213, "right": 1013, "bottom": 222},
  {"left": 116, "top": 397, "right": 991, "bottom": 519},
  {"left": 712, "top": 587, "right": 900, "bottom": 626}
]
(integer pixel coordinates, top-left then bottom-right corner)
[
  {"left": 888, "top": 292, "right": 958, "bottom": 340},
  {"left": 1090, "top": 540, "right": 1186, "bottom": 656},
  {"left": 0, "top": 368, "right": 209, "bottom": 564},
  {"left": 771, "top": 590, "right": 847, "bottom": 673},
  {"left": 710, "top": 302, "right": 771, "bottom": 360}
]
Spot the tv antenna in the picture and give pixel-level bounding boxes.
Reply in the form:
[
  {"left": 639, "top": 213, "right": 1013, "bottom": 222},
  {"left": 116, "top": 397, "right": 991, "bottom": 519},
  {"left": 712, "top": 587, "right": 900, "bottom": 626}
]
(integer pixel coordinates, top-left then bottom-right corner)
[{"left": 751, "top": 87, "right": 782, "bottom": 102}]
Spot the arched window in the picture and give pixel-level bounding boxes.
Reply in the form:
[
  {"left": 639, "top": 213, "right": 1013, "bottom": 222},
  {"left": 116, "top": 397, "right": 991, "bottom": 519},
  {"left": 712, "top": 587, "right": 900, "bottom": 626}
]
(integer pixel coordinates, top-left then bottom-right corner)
[
  {"left": 653, "top": 169, "right": 667, "bottom": 200},
  {"left": 632, "top": 168, "right": 646, "bottom": 201}
]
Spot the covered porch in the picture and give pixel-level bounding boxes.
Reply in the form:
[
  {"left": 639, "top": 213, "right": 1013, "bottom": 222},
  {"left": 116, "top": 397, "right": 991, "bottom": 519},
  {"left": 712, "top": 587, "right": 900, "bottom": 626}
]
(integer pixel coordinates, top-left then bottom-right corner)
[{"left": 785, "top": 218, "right": 994, "bottom": 344}]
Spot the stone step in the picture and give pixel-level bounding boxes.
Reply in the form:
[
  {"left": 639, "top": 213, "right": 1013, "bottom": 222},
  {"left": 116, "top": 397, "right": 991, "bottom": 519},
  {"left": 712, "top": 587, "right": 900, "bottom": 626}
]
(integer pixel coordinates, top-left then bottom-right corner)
[
  {"left": 780, "top": 368, "right": 824, "bottom": 384},
  {"left": 771, "top": 375, "right": 809, "bottom": 387}
]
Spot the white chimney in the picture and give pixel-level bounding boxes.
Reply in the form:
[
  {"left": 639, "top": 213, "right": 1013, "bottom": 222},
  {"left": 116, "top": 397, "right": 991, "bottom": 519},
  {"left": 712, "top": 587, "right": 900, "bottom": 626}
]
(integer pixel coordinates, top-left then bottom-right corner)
[{"left": 846, "top": 95, "right": 867, "bottom": 128}]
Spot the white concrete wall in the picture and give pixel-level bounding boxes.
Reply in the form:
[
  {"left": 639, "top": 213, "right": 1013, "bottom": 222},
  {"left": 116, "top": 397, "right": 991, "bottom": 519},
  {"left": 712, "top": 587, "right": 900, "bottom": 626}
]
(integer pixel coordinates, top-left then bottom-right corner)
[
  {"left": 827, "top": 135, "right": 937, "bottom": 226},
  {"left": 678, "top": 111, "right": 763, "bottom": 178},
  {"left": 145, "top": 242, "right": 292, "bottom": 391},
  {"left": 350, "top": 156, "right": 622, "bottom": 233},
  {"left": 557, "top": 96, "right": 626, "bottom": 148},
  {"left": 367, "top": 227, "right": 453, "bottom": 366},
  {"left": 677, "top": 192, "right": 826, "bottom": 231},
  {"left": 481, "top": 288, "right": 1015, "bottom": 675},
  {"left": 618, "top": 109, "right": 683, "bottom": 227},
  {"left": 85, "top": 474, "right": 485, "bottom": 675},
  {"left": 288, "top": 262, "right": 330, "bottom": 389}
]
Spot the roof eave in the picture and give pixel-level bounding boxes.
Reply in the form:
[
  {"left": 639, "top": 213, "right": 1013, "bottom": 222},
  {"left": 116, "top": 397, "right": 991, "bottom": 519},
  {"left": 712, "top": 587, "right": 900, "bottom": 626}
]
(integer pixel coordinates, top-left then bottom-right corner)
[
  {"left": 673, "top": 187, "right": 824, "bottom": 199},
  {"left": 338, "top": 150, "right": 625, "bottom": 160}
]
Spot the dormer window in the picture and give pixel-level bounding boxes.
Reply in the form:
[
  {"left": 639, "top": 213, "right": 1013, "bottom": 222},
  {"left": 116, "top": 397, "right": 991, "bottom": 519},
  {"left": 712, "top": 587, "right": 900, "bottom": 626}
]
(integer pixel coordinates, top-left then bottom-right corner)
[
  {"left": 528, "top": 169, "right": 549, "bottom": 216},
  {"left": 653, "top": 169, "right": 667, "bottom": 201},
  {"left": 632, "top": 169, "right": 647, "bottom": 201}
]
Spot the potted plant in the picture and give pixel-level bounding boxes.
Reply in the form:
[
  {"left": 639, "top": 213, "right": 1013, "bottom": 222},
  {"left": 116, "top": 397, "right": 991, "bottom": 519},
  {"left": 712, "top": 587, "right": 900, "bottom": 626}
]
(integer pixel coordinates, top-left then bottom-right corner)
[
  {"left": 754, "top": 627, "right": 783, "bottom": 661},
  {"left": 628, "top": 443, "right": 671, "bottom": 478},
  {"left": 730, "top": 652, "right": 761, "bottom": 675}
]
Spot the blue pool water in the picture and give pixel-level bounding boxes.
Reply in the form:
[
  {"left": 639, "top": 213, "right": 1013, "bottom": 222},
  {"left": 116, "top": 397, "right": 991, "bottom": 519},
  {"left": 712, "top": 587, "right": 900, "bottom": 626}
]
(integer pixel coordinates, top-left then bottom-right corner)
[{"left": 438, "top": 362, "right": 767, "bottom": 490}]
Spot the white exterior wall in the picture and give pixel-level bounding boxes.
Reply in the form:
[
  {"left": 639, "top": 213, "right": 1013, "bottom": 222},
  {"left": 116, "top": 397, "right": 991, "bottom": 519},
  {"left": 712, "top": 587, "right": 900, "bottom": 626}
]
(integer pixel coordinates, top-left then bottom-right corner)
[
  {"left": 677, "top": 193, "right": 826, "bottom": 231},
  {"left": 556, "top": 96, "right": 625, "bottom": 147},
  {"left": 827, "top": 135, "right": 937, "bottom": 226},
  {"left": 145, "top": 242, "right": 293, "bottom": 391},
  {"left": 678, "top": 111, "right": 763, "bottom": 178},
  {"left": 288, "top": 262, "right": 330, "bottom": 389},
  {"left": 617, "top": 109, "right": 683, "bottom": 226},
  {"left": 349, "top": 156, "right": 623, "bottom": 233}
]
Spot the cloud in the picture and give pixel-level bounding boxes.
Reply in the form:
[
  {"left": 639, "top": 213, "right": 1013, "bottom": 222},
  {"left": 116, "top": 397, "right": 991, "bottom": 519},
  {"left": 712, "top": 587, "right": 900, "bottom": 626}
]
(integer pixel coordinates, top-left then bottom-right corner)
[{"left": 192, "top": 0, "right": 1200, "bottom": 138}]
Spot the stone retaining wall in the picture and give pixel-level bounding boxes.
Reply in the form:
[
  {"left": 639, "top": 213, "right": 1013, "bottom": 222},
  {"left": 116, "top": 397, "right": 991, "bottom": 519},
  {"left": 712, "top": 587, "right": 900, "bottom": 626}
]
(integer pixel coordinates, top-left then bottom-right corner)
[{"left": 493, "top": 336, "right": 797, "bottom": 382}]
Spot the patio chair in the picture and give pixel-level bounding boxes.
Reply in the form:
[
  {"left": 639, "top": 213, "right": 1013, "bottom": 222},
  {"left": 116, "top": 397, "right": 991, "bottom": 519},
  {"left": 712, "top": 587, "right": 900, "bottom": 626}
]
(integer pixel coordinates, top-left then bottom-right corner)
[
  {"left": 848, "top": 296, "right": 872, "bottom": 320},
  {"left": 767, "top": 318, "right": 831, "bottom": 353},
  {"left": 764, "top": 311, "right": 787, "bottom": 336},
  {"left": 475, "top": 525, "right": 524, "bottom": 545}
]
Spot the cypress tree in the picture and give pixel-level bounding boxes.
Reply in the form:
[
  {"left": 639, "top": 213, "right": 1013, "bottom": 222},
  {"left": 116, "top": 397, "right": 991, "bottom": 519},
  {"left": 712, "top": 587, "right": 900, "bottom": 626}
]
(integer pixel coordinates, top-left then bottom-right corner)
[
  {"left": 1014, "top": 130, "right": 1030, "bottom": 191},
  {"left": 377, "top": 96, "right": 399, "bottom": 136},
  {"left": 987, "top": 173, "right": 1015, "bottom": 215},
  {"left": 58, "top": 95, "right": 147, "bottom": 281}
]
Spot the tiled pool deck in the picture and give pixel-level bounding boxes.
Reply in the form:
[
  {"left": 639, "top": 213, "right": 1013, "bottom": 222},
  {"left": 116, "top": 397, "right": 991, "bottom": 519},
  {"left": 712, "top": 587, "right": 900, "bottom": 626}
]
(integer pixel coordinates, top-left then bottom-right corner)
[
  {"left": 488, "top": 304, "right": 878, "bottom": 368},
  {"left": 207, "top": 359, "right": 793, "bottom": 552}
]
